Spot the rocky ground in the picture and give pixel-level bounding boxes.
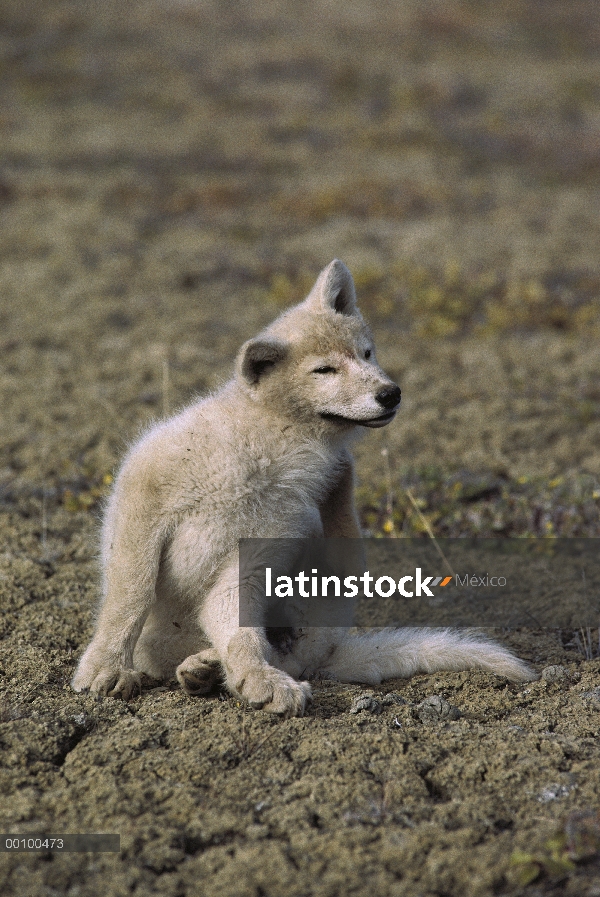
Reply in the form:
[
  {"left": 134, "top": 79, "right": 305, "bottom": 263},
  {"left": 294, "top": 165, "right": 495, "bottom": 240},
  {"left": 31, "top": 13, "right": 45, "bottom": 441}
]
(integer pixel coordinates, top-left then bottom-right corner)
[{"left": 1, "top": 1, "right": 600, "bottom": 895}]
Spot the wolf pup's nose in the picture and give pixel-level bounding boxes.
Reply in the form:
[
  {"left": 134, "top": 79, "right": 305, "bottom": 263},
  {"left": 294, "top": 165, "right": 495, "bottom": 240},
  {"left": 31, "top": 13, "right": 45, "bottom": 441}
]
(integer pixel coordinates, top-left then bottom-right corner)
[{"left": 376, "top": 385, "right": 401, "bottom": 410}]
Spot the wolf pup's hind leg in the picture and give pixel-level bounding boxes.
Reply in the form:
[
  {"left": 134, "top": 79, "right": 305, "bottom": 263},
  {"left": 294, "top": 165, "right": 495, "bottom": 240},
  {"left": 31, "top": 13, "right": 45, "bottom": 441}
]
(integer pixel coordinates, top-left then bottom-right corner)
[{"left": 176, "top": 648, "right": 222, "bottom": 695}]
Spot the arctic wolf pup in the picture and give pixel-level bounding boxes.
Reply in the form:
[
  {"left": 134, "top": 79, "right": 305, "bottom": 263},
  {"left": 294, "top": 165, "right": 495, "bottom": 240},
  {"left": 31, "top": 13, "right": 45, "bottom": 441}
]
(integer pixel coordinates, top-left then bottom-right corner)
[{"left": 72, "top": 260, "right": 533, "bottom": 714}]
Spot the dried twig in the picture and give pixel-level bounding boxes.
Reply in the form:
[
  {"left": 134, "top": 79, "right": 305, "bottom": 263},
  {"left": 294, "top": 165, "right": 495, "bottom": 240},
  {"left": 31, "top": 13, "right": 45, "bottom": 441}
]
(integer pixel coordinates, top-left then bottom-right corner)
[{"left": 405, "top": 488, "right": 456, "bottom": 578}]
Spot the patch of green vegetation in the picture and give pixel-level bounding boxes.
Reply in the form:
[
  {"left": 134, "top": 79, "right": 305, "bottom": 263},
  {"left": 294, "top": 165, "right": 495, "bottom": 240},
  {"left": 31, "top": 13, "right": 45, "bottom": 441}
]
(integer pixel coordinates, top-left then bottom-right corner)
[
  {"left": 509, "top": 809, "right": 600, "bottom": 887},
  {"left": 509, "top": 839, "right": 575, "bottom": 886},
  {"left": 401, "top": 262, "right": 600, "bottom": 338},
  {"left": 61, "top": 472, "right": 113, "bottom": 512},
  {"left": 358, "top": 469, "right": 600, "bottom": 538}
]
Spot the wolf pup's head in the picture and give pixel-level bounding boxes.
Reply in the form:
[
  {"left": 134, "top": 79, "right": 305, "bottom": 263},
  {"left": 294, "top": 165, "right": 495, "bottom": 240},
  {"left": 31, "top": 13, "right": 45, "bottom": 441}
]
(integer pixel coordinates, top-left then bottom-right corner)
[{"left": 237, "top": 260, "right": 401, "bottom": 433}]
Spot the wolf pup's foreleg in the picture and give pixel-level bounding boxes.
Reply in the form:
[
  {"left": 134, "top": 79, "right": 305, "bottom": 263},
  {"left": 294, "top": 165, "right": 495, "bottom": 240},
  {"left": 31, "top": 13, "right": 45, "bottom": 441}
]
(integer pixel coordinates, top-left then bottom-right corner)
[
  {"left": 72, "top": 483, "right": 167, "bottom": 699},
  {"left": 188, "top": 558, "right": 312, "bottom": 716},
  {"left": 318, "top": 452, "right": 362, "bottom": 539},
  {"left": 316, "top": 627, "right": 535, "bottom": 684}
]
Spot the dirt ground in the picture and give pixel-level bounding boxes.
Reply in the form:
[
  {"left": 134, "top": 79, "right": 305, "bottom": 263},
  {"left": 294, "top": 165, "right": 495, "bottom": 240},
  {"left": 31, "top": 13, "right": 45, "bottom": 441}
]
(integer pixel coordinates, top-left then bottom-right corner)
[{"left": 1, "top": 2, "right": 600, "bottom": 895}]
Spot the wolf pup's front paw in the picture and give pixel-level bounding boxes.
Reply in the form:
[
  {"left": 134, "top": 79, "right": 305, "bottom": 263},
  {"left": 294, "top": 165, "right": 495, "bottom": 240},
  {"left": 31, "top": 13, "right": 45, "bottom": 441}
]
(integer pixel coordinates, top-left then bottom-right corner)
[
  {"left": 72, "top": 655, "right": 141, "bottom": 700},
  {"left": 235, "top": 666, "right": 312, "bottom": 717}
]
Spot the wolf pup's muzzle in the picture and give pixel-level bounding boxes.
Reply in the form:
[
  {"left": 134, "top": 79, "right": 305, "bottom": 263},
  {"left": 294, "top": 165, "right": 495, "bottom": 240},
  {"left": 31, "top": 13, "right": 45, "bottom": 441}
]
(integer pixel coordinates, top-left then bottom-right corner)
[{"left": 359, "top": 384, "right": 401, "bottom": 428}]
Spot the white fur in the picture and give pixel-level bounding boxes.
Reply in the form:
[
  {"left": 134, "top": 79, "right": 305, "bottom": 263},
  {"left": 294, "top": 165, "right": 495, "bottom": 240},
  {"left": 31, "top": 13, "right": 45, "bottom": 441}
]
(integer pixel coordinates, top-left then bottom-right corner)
[{"left": 72, "top": 260, "right": 534, "bottom": 714}]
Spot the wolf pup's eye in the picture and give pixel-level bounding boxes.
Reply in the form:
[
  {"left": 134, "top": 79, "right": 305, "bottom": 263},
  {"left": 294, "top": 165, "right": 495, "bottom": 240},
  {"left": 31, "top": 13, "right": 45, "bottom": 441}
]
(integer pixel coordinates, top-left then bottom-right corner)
[
  {"left": 365, "top": 350, "right": 371, "bottom": 359},
  {"left": 312, "top": 366, "right": 337, "bottom": 374}
]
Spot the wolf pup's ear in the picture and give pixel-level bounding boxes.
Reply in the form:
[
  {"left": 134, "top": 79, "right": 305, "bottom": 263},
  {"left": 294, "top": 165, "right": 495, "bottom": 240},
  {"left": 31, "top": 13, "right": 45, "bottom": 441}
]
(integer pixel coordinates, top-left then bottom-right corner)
[
  {"left": 238, "top": 338, "right": 288, "bottom": 385},
  {"left": 307, "top": 259, "right": 357, "bottom": 316}
]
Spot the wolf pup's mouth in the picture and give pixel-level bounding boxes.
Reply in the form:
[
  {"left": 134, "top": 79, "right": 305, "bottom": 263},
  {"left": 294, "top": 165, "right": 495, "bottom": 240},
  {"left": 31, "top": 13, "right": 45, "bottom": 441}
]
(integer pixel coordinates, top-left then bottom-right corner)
[
  {"left": 320, "top": 409, "right": 398, "bottom": 428},
  {"left": 358, "top": 409, "right": 398, "bottom": 428}
]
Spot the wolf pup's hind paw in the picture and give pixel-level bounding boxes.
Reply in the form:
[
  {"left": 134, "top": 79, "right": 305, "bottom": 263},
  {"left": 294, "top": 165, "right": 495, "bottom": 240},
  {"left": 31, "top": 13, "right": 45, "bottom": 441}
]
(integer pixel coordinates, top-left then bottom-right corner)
[{"left": 176, "top": 651, "right": 223, "bottom": 695}]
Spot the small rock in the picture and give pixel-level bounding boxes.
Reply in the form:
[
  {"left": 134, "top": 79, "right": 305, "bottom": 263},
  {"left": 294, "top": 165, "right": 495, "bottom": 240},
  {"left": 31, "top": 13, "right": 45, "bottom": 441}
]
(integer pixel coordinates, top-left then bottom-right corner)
[
  {"left": 537, "top": 783, "right": 572, "bottom": 803},
  {"left": 580, "top": 688, "right": 600, "bottom": 707},
  {"left": 541, "top": 665, "right": 568, "bottom": 682},
  {"left": 349, "top": 693, "right": 381, "bottom": 714},
  {"left": 254, "top": 801, "right": 269, "bottom": 813},
  {"left": 380, "top": 692, "right": 407, "bottom": 706},
  {"left": 415, "top": 695, "right": 460, "bottom": 723}
]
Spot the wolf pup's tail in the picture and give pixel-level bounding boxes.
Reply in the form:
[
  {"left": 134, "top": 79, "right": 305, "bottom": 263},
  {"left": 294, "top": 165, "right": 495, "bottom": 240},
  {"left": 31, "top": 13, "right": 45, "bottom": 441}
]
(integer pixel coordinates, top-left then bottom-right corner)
[{"left": 316, "top": 627, "right": 535, "bottom": 684}]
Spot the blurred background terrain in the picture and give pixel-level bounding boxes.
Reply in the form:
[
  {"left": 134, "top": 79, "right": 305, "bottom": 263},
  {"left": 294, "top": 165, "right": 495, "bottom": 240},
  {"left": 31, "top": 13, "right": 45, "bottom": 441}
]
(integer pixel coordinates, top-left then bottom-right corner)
[
  {"left": 1, "top": 2, "right": 600, "bottom": 895},
  {"left": 1, "top": 0, "right": 599, "bottom": 534}
]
